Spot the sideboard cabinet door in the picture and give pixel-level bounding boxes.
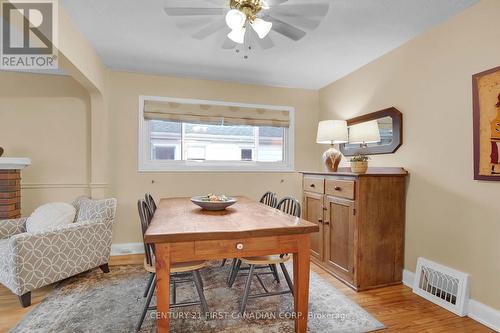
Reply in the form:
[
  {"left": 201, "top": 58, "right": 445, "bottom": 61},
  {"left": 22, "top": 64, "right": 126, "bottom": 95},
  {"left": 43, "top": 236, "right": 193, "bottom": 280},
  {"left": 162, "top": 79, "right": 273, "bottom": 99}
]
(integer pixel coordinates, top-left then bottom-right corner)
[
  {"left": 324, "top": 196, "right": 356, "bottom": 285},
  {"left": 303, "top": 191, "right": 324, "bottom": 261}
]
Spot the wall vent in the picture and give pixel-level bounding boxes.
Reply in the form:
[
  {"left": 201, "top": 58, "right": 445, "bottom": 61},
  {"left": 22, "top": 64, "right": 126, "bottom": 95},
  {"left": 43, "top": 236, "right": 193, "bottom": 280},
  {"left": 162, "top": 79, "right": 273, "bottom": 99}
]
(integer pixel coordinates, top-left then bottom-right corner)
[{"left": 413, "top": 257, "right": 469, "bottom": 316}]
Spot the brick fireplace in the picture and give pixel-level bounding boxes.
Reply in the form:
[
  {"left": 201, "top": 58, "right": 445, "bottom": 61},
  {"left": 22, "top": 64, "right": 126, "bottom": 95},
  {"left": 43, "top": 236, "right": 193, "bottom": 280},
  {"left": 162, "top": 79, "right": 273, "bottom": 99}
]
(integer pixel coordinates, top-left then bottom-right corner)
[{"left": 0, "top": 158, "right": 31, "bottom": 219}]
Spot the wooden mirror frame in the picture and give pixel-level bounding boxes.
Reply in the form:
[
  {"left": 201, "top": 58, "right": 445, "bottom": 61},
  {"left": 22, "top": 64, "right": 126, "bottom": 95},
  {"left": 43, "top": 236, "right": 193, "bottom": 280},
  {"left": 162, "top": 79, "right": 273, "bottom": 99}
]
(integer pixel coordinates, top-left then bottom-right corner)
[{"left": 340, "top": 107, "right": 403, "bottom": 156}]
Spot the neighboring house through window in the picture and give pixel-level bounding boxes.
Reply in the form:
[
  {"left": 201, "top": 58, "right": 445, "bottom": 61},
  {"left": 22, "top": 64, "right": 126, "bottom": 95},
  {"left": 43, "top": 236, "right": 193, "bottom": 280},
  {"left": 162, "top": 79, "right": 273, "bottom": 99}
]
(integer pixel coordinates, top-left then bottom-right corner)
[{"left": 138, "top": 96, "right": 294, "bottom": 172}]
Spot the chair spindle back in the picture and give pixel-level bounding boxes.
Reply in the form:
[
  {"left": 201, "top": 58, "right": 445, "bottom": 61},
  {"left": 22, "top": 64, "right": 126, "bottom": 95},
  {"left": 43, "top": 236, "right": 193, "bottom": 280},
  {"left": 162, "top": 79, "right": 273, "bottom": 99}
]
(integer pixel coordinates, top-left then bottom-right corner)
[
  {"left": 259, "top": 191, "right": 278, "bottom": 208},
  {"left": 276, "top": 196, "right": 301, "bottom": 218}
]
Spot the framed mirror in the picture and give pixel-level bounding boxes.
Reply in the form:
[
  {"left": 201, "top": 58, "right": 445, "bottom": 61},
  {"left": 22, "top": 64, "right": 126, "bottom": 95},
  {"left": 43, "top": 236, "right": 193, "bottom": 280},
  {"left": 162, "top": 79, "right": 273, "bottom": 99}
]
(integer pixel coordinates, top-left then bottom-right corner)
[{"left": 340, "top": 107, "right": 403, "bottom": 156}]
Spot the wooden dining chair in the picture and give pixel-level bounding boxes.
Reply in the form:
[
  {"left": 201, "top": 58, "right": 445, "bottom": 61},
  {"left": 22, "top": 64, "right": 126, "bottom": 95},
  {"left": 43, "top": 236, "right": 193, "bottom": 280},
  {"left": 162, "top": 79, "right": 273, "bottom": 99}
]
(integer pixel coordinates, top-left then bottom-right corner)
[
  {"left": 259, "top": 191, "right": 278, "bottom": 208},
  {"left": 144, "top": 192, "right": 157, "bottom": 216},
  {"left": 136, "top": 199, "right": 209, "bottom": 331},
  {"left": 226, "top": 191, "right": 280, "bottom": 282},
  {"left": 234, "top": 196, "right": 301, "bottom": 314},
  {"left": 276, "top": 196, "right": 301, "bottom": 218}
]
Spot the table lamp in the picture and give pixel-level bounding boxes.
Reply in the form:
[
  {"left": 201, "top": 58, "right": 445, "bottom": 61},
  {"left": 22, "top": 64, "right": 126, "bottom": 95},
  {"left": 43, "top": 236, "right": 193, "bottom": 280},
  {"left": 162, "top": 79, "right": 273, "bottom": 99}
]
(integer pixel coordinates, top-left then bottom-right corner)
[
  {"left": 348, "top": 120, "right": 381, "bottom": 173},
  {"left": 348, "top": 120, "right": 381, "bottom": 147},
  {"left": 316, "top": 120, "right": 348, "bottom": 172}
]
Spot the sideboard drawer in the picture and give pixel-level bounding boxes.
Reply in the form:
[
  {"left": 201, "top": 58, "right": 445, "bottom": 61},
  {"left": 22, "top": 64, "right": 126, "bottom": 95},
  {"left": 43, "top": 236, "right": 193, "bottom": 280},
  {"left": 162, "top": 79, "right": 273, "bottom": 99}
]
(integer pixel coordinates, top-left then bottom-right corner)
[
  {"left": 325, "top": 179, "right": 355, "bottom": 200},
  {"left": 303, "top": 176, "right": 325, "bottom": 194}
]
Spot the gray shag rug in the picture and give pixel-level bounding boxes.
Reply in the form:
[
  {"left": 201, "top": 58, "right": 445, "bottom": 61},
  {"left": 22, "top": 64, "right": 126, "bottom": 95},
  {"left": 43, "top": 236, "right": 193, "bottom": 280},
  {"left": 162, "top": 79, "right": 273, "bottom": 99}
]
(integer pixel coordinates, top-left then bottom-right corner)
[{"left": 10, "top": 262, "right": 384, "bottom": 333}]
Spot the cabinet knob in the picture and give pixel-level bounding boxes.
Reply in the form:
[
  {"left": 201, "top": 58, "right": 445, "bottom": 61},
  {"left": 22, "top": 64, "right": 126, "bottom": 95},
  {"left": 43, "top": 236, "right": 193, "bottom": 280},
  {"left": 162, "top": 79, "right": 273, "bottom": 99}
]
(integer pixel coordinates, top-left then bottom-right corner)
[
  {"left": 324, "top": 221, "right": 330, "bottom": 226},
  {"left": 318, "top": 218, "right": 323, "bottom": 224},
  {"left": 236, "top": 243, "right": 244, "bottom": 250},
  {"left": 310, "top": 184, "right": 315, "bottom": 188},
  {"left": 334, "top": 186, "right": 341, "bottom": 191}
]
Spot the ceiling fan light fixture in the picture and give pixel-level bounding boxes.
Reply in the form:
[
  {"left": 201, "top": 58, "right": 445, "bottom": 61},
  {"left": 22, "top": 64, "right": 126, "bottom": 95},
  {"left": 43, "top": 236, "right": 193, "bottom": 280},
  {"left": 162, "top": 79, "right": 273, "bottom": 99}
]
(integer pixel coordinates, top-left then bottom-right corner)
[
  {"left": 251, "top": 18, "right": 272, "bottom": 39},
  {"left": 228, "top": 27, "right": 246, "bottom": 44},
  {"left": 225, "top": 9, "right": 246, "bottom": 30}
]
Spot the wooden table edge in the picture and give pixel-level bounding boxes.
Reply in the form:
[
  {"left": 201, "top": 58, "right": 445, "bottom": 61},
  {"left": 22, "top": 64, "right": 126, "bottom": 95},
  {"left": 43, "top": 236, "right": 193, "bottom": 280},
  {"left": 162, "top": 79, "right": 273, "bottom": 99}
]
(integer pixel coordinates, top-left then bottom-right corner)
[{"left": 145, "top": 226, "right": 319, "bottom": 244}]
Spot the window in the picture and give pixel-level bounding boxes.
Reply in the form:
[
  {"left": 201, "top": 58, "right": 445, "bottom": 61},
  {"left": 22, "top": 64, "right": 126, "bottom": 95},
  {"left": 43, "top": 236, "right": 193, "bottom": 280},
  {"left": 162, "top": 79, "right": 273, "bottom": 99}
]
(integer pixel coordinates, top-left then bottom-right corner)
[{"left": 139, "top": 96, "right": 294, "bottom": 172}]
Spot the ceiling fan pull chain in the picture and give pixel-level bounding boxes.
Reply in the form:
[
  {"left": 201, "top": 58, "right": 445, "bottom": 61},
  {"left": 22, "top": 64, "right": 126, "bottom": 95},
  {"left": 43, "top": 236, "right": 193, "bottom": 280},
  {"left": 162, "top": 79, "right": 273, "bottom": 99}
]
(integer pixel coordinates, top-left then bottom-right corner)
[{"left": 242, "top": 27, "right": 252, "bottom": 59}]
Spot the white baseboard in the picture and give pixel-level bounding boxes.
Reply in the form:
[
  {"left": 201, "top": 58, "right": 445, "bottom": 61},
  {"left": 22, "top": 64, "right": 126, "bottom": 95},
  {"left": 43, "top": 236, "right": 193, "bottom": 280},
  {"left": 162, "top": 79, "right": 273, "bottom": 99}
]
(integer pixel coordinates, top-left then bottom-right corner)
[
  {"left": 111, "top": 242, "right": 144, "bottom": 256},
  {"left": 402, "top": 269, "right": 500, "bottom": 332},
  {"left": 402, "top": 268, "right": 415, "bottom": 288},
  {"left": 468, "top": 300, "right": 500, "bottom": 332}
]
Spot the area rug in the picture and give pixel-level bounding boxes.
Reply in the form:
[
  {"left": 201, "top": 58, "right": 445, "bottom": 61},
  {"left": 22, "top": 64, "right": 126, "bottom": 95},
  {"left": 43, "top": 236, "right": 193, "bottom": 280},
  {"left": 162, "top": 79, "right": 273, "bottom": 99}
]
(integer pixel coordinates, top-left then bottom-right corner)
[{"left": 9, "top": 262, "right": 384, "bottom": 333}]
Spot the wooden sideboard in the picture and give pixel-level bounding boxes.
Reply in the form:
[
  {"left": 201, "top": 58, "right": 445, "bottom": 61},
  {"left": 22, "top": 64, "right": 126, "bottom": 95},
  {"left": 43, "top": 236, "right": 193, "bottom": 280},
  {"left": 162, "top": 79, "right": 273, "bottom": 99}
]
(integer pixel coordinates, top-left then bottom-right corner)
[{"left": 301, "top": 167, "right": 408, "bottom": 291}]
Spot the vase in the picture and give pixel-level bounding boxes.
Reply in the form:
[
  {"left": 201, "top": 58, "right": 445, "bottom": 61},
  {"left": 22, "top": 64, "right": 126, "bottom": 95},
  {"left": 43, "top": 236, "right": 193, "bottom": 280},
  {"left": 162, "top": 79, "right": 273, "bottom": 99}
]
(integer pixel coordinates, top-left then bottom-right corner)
[
  {"left": 322, "top": 147, "right": 342, "bottom": 172},
  {"left": 350, "top": 161, "right": 368, "bottom": 173}
]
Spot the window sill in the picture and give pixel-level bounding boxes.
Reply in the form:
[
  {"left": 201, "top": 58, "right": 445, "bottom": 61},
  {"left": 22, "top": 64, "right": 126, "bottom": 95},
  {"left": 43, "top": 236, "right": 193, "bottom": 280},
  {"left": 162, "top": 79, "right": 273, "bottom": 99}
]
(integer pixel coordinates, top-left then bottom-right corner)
[{"left": 138, "top": 162, "right": 295, "bottom": 173}]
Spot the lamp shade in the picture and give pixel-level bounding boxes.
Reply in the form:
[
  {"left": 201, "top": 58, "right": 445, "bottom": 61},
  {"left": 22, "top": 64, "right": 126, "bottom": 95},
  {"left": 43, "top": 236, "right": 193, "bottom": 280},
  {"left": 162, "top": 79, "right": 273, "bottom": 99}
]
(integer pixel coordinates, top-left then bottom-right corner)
[
  {"left": 316, "top": 120, "right": 348, "bottom": 144},
  {"left": 348, "top": 120, "right": 381, "bottom": 144}
]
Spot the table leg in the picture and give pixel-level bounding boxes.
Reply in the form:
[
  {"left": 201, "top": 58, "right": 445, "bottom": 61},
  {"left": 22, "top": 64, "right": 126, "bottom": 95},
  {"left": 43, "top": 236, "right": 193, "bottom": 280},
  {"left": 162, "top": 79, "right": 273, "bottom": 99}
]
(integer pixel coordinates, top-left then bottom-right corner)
[
  {"left": 156, "top": 244, "right": 171, "bottom": 333},
  {"left": 293, "top": 234, "right": 311, "bottom": 333}
]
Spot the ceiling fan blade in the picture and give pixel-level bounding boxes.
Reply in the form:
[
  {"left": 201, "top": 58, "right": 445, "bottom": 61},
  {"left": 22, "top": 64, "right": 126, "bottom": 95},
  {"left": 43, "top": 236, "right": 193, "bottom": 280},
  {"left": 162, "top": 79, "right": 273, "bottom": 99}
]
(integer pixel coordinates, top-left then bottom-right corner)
[
  {"left": 202, "top": 0, "right": 229, "bottom": 5},
  {"left": 255, "top": 35, "right": 274, "bottom": 50},
  {"left": 221, "top": 38, "right": 236, "bottom": 49},
  {"left": 163, "top": 7, "right": 226, "bottom": 16},
  {"left": 175, "top": 17, "right": 214, "bottom": 30},
  {"left": 264, "top": 0, "right": 289, "bottom": 6},
  {"left": 274, "top": 16, "right": 322, "bottom": 30},
  {"left": 191, "top": 20, "right": 227, "bottom": 39},
  {"left": 268, "top": 3, "right": 330, "bottom": 17},
  {"left": 264, "top": 16, "right": 306, "bottom": 41}
]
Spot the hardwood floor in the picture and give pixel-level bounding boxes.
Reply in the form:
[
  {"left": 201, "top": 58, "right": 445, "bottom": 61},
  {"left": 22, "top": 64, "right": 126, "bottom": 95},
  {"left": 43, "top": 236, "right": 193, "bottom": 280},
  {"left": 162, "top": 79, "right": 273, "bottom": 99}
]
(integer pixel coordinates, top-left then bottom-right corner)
[{"left": 0, "top": 255, "right": 494, "bottom": 333}]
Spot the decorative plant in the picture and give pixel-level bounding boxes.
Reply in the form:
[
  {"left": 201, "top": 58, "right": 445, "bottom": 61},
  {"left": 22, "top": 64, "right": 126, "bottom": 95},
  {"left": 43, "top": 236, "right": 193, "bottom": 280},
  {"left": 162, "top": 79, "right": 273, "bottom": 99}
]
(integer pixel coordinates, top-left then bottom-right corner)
[{"left": 350, "top": 153, "right": 370, "bottom": 163}]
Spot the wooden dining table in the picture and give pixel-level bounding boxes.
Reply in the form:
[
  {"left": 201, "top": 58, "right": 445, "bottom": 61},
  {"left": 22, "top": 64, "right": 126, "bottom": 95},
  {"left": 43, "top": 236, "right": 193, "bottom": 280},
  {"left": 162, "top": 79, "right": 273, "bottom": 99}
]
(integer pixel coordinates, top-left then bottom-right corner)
[{"left": 144, "top": 196, "right": 319, "bottom": 333}]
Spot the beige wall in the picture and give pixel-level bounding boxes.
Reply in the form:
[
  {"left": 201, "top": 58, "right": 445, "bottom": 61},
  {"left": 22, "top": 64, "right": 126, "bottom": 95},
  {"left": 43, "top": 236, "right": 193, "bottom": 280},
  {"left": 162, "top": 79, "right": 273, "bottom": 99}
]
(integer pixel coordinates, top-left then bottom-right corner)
[
  {"left": 0, "top": 72, "right": 91, "bottom": 213},
  {"left": 108, "top": 71, "right": 320, "bottom": 244},
  {"left": 318, "top": 0, "right": 500, "bottom": 309}
]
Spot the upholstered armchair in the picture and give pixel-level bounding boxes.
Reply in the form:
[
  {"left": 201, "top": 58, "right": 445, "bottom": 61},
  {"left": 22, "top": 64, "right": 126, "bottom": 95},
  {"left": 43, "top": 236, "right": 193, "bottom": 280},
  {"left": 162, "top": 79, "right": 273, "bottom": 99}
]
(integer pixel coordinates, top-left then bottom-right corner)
[{"left": 0, "top": 196, "right": 117, "bottom": 307}]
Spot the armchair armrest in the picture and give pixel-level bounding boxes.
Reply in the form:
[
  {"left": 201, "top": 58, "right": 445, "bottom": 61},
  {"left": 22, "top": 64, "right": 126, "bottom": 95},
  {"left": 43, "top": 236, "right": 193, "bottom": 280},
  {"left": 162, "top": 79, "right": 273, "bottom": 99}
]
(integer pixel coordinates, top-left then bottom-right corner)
[
  {"left": 0, "top": 217, "right": 27, "bottom": 239},
  {"left": 6, "top": 219, "right": 113, "bottom": 295}
]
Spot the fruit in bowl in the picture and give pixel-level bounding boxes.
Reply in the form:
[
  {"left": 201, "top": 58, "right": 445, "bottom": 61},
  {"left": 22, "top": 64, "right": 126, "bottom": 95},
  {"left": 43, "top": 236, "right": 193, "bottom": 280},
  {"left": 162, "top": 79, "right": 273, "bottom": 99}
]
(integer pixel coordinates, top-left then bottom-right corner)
[
  {"left": 191, "top": 194, "right": 237, "bottom": 211},
  {"left": 200, "top": 194, "right": 229, "bottom": 202}
]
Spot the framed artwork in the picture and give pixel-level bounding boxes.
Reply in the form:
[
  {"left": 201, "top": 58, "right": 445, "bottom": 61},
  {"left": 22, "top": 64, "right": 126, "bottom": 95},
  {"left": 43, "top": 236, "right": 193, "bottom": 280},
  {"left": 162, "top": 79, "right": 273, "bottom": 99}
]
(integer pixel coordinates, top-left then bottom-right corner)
[{"left": 473, "top": 66, "right": 500, "bottom": 181}]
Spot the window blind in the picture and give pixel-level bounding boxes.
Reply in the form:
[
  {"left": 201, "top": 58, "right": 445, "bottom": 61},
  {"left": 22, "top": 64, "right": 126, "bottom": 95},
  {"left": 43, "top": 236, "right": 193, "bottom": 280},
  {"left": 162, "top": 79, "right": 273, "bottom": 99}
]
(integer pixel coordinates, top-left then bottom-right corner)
[{"left": 144, "top": 100, "right": 290, "bottom": 128}]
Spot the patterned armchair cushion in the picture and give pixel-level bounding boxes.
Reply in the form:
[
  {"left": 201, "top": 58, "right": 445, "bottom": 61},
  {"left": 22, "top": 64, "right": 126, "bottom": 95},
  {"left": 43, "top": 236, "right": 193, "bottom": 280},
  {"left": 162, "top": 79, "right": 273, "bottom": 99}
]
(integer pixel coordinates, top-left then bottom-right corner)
[
  {"left": 74, "top": 197, "right": 117, "bottom": 224},
  {"left": 71, "top": 196, "right": 89, "bottom": 220}
]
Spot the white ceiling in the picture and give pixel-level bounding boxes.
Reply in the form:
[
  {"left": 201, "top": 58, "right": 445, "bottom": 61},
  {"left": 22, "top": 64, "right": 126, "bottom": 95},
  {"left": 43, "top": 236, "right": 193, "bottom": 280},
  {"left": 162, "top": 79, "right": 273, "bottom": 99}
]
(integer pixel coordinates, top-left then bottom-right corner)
[{"left": 60, "top": 0, "right": 478, "bottom": 89}]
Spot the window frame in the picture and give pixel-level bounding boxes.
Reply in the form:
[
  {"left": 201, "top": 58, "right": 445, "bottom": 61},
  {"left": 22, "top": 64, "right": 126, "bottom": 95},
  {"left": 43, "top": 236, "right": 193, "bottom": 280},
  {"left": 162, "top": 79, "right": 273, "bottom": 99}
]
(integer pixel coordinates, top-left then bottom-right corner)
[{"left": 138, "top": 95, "right": 295, "bottom": 173}]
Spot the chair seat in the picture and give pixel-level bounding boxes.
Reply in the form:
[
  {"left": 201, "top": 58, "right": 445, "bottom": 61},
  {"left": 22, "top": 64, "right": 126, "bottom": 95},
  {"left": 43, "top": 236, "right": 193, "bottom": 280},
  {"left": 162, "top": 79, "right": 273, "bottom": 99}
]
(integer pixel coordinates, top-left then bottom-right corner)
[
  {"left": 241, "top": 254, "right": 291, "bottom": 265},
  {"left": 143, "top": 258, "right": 206, "bottom": 274}
]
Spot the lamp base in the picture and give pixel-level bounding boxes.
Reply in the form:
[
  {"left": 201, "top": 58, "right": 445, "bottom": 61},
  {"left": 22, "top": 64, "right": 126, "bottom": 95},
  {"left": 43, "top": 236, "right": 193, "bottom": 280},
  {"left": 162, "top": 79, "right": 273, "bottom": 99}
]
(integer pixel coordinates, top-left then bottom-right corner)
[{"left": 322, "top": 146, "right": 342, "bottom": 172}]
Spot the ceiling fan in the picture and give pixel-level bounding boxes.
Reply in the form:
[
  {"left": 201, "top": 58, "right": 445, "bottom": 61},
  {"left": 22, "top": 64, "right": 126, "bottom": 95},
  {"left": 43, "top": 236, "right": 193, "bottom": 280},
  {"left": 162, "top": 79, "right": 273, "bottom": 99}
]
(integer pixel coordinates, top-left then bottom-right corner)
[{"left": 164, "top": 0, "right": 329, "bottom": 56}]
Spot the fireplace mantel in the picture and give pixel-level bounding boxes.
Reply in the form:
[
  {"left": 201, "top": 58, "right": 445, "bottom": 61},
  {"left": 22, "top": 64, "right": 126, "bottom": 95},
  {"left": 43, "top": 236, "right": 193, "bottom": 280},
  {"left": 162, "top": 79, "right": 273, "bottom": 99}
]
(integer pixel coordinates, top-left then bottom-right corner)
[{"left": 0, "top": 157, "right": 31, "bottom": 170}]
